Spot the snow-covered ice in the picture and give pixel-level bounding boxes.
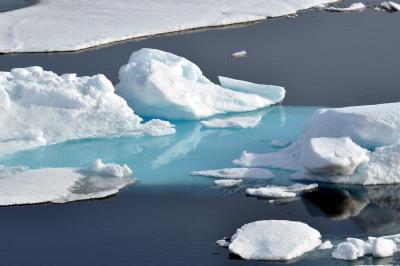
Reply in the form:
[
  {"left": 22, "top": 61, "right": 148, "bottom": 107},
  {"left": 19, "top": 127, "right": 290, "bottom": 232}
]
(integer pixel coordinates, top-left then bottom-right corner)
[
  {"left": 245, "top": 183, "right": 318, "bottom": 198},
  {"left": 0, "top": 67, "right": 175, "bottom": 156},
  {"left": 231, "top": 51, "right": 247, "bottom": 58},
  {"left": 228, "top": 220, "right": 321, "bottom": 260},
  {"left": 116, "top": 49, "right": 285, "bottom": 120},
  {"left": 86, "top": 159, "right": 132, "bottom": 178},
  {"left": 319, "top": 240, "right": 333, "bottom": 250},
  {"left": 201, "top": 114, "right": 263, "bottom": 128},
  {"left": 0, "top": 0, "right": 339, "bottom": 53},
  {"left": 380, "top": 1, "right": 400, "bottom": 11},
  {"left": 192, "top": 167, "right": 273, "bottom": 180},
  {"left": 235, "top": 103, "right": 400, "bottom": 185},
  {"left": 325, "top": 2, "right": 366, "bottom": 12},
  {"left": 0, "top": 159, "right": 134, "bottom": 206},
  {"left": 298, "top": 137, "right": 370, "bottom": 176},
  {"left": 332, "top": 237, "right": 396, "bottom": 260},
  {"left": 214, "top": 179, "right": 242, "bottom": 188}
]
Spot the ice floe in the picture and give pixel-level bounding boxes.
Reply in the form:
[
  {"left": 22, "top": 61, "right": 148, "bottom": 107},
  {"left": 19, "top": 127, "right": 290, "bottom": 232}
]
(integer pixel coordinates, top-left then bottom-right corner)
[
  {"left": 332, "top": 236, "right": 397, "bottom": 260},
  {"left": 235, "top": 103, "right": 400, "bottom": 185},
  {"left": 0, "top": 159, "right": 134, "bottom": 206},
  {"left": 214, "top": 179, "right": 242, "bottom": 188},
  {"left": 201, "top": 114, "right": 262, "bottom": 129},
  {"left": 231, "top": 50, "right": 247, "bottom": 58},
  {"left": 191, "top": 167, "right": 273, "bottom": 180},
  {"left": 319, "top": 240, "right": 333, "bottom": 250},
  {"left": 325, "top": 2, "right": 366, "bottom": 12},
  {"left": 246, "top": 183, "right": 318, "bottom": 198},
  {"left": 228, "top": 220, "right": 321, "bottom": 260},
  {"left": 380, "top": 1, "right": 400, "bottom": 11},
  {"left": 0, "top": 0, "right": 339, "bottom": 53},
  {"left": 0, "top": 66, "right": 175, "bottom": 156},
  {"left": 116, "top": 49, "right": 285, "bottom": 120}
]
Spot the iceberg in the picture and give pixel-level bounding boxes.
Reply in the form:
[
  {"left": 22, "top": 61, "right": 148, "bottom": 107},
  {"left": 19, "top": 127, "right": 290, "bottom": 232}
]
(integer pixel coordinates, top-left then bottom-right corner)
[
  {"left": 380, "top": 1, "right": 400, "bottom": 11},
  {"left": 0, "top": 66, "right": 175, "bottom": 156},
  {"left": 325, "top": 2, "right": 366, "bottom": 12},
  {"left": 214, "top": 179, "right": 242, "bottom": 188},
  {"left": 191, "top": 167, "right": 273, "bottom": 180},
  {"left": 116, "top": 49, "right": 285, "bottom": 120},
  {"left": 235, "top": 103, "right": 400, "bottom": 185},
  {"left": 246, "top": 183, "right": 318, "bottom": 198},
  {"left": 0, "top": 159, "right": 134, "bottom": 206},
  {"left": 0, "top": 0, "right": 339, "bottom": 53},
  {"left": 227, "top": 220, "right": 321, "bottom": 260}
]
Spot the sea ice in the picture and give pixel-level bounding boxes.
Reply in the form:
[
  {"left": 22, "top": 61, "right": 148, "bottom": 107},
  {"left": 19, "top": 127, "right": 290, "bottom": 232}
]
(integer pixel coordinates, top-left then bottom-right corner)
[
  {"left": 116, "top": 49, "right": 285, "bottom": 120},
  {"left": 332, "top": 237, "right": 396, "bottom": 260},
  {"left": 245, "top": 183, "right": 317, "bottom": 198},
  {"left": 216, "top": 238, "right": 231, "bottom": 247},
  {"left": 0, "top": 0, "right": 339, "bottom": 53},
  {"left": 214, "top": 179, "right": 242, "bottom": 188},
  {"left": 0, "top": 160, "right": 134, "bottom": 206},
  {"left": 87, "top": 159, "right": 132, "bottom": 178},
  {"left": 231, "top": 51, "right": 247, "bottom": 58},
  {"left": 191, "top": 167, "right": 273, "bottom": 180},
  {"left": 319, "top": 240, "right": 333, "bottom": 250},
  {"left": 380, "top": 1, "right": 400, "bottom": 11},
  {"left": 325, "top": 2, "right": 366, "bottom": 12},
  {"left": 228, "top": 220, "right": 321, "bottom": 260},
  {"left": 201, "top": 114, "right": 263, "bottom": 128},
  {"left": 0, "top": 67, "right": 175, "bottom": 156}
]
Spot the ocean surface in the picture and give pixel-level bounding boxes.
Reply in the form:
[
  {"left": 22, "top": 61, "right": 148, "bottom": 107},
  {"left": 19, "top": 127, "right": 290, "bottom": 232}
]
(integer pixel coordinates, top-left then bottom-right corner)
[{"left": 0, "top": 1, "right": 400, "bottom": 265}]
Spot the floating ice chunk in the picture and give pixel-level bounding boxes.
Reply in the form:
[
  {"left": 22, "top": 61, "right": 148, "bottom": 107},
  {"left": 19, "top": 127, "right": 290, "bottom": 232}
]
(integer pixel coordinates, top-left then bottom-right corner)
[
  {"left": 116, "top": 49, "right": 284, "bottom": 120},
  {"left": 380, "top": 1, "right": 400, "bottom": 11},
  {"left": 218, "top": 76, "right": 285, "bottom": 104},
  {"left": 246, "top": 183, "right": 317, "bottom": 198},
  {"left": 201, "top": 114, "right": 262, "bottom": 129},
  {"left": 0, "top": 160, "right": 134, "bottom": 206},
  {"left": 87, "top": 159, "right": 132, "bottom": 178},
  {"left": 299, "top": 137, "right": 370, "bottom": 176},
  {"left": 214, "top": 179, "right": 242, "bottom": 188},
  {"left": 191, "top": 167, "right": 273, "bottom": 179},
  {"left": 333, "top": 237, "right": 396, "bottom": 260},
  {"left": 0, "top": 0, "right": 339, "bottom": 53},
  {"left": 216, "top": 238, "right": 230, "bottom": 247},
  {"left": 270, "top": 139, "right": 290, "bottom": 148},
  {"left": 0, "top": 67, "right": 175, "bottom": 156},
  {"left": 228, "top": 220, "right": 321, "bottom": 260},
  {"left": 231, "top": 50, "right": 247, "bottom": 58},
  {"left": 319, "top": 240, "right": 333, "bottom": 250},
  {"left": 325, "top": 2, "right": 366, "bottom": 12}
]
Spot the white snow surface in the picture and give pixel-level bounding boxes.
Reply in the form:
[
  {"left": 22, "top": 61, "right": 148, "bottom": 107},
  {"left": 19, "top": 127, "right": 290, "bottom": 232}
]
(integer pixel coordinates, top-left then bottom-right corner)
[
  {"left": 235, "top": 103, "right": 400, "bottom": 185},
  {"left": 332, "top": 237, "right": 396, "bottom": 260},
  {"left": 325, "top": 2, "right": 366, "bottom": 12},
  {"left": 380, "top": 1, "right": 400, "bottom": 11},
  {"left": 0, "top": 67, "right": 175, "bottom": 156},
  {"left": 201, "top": 114, "right": 263, "bottom": 128},
  {"left": 214, "top": 179, "right": 242, "bottom": 188},
  {"left": 0, "top": 159, "right": 134, "bottom": 206},
  {"left": 228, "top": 220, "right": 321, "bottom": 260},
  {"left": 319, "top": 241, "right": 333, "bottom": 250},
  {"left": 245, "top": 183, "right": 318, "bottom": 198},
  {"left": 0, "top": 0, "right": 338, "bottom": 53},
  {"left": 191, "top": 167, "right": 273, "bottom": 180},
  {"left": 116, "top": 49, "right": 285, "bottom": 120}
]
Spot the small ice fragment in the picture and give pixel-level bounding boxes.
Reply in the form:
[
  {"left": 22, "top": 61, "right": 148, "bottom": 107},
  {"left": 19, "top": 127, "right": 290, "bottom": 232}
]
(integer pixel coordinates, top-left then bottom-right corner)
[
  {"left": 245, "top": 183, "right": 317, "bottom": 198},
  {"left": 216, "top": 238, "right": 230, "bottom": 247},
  {"left": 372, "top": 238, "right": 395, "bottom": 258},
  {"left": 332, "top": 242, "right": 359, "bottom": 260},
  {"left": 270, "top": 139, "right": 290, "bottom": 148},
  {"left": 319, "top": 240, "right": 333, "bottom": 250},
  {"left": 228, "top": 220, "right": 321, "bottom": 260},
  {"left": 325, "top": 2, "right": 366, "bottom": 12},
  {"left": 214, "top": 179, "right": 242, "bottom": 188},
  {"left": 231, "top": 50, "right": 247, "bottom": 58},
  {"left": 192, "top": 167, "right": 273, "bottom": 179},
  {"left": 201, "top": 114, "right": 262, "bottom": 129},
  {"left": 380, "top": 1, "right": 400, "bottom": 11},
  {"left": 88, "top": 159, "right": 133, "bottom": 178}
]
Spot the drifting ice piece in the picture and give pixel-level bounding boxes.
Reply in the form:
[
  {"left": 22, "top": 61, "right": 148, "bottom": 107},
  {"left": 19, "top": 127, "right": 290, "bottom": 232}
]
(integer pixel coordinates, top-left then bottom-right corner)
[
  {"left": 380, "top": 1, "right": 400, "bottom": 11},
  {"left": 325, "top": 2, "right": 366, "bottom": 12},
  {"left": 319, "top": 241, "right": 333, "bottom": 250},
  {"left": 228, "top": 220, "right": 321, "bottom": 260},
  {"left": 0, "top": 67, "right": 175, "bottom": 156},
  {"left": 231, "top": 51, "right": 247, "bottom": 58},
  {"left": 191, "top": 167, "right": 273, "bottom": 179},
  {"left": 332, "top": 237, "right": 395, "bottom": 260},
  {"left": 245, "top": 183, "right": 317, "bottom": 198},
  {"left": 116, "top": 49, "right": 285, "bottom": 120},
  {"left": 214, "top": 179, "right": 242, "bottom": 188}
]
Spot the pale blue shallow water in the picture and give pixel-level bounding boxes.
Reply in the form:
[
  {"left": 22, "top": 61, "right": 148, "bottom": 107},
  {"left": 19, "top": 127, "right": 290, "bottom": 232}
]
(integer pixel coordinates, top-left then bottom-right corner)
[{"left": 0, "top": 106, "right": 314, "bottom": 187}]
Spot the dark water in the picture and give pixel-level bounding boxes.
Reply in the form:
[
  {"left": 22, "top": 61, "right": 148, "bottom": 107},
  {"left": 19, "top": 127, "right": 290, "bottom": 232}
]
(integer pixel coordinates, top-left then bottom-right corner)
[
  {"left": 0, "top": 0, "right": 34, "bottom": 12},
  {"left": 1, "top": 1, "right": 400, "bottom": 265}
]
